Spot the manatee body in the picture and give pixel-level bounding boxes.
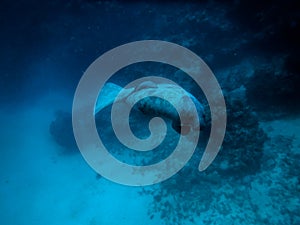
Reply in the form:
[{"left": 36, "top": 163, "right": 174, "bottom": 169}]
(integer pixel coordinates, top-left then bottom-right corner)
[{"left": 95, "top": 81, "right": 206, "bottom": 135}]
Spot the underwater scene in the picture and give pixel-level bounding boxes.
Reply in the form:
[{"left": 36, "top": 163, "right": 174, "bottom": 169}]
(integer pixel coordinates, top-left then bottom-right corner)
[{"left": 0, "top": 1, "right": 299, "bottom": 224}]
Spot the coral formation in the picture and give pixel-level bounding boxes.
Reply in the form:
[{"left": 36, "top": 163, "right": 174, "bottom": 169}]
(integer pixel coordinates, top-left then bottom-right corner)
[
  {"left": 141, "top": 87, "right": 269, "bottom": 224},
  {"left": 49, "top": 111, "right": 77, "bottom": 153},
  {"left": 246, "top": 56, "right": 300, "bottom": 118}
]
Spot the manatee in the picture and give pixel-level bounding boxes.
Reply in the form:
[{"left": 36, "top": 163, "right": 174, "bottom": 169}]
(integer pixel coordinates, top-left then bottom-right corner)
[{"left": 95, "top": 81, "right": 206, "bottom": 135}]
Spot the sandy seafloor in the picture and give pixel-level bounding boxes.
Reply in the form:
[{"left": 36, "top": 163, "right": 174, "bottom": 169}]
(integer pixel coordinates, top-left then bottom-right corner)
[
  {"left": 0, "top": 92, "right": 299, "bottom": 225},
  {"left": 0, "top": 93, "right": 154, "bottom": 225}
]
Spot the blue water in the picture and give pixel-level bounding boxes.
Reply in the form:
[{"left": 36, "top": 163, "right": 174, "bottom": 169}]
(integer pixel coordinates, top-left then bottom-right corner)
[{"left": 1, "top": 1, "right": 299, "bottom": 225}]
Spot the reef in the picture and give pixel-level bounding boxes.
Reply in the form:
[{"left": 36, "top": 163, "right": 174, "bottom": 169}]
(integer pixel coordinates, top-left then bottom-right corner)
[
  {"left": 49, "top": 110, "right": 77, "bottom": 153},
  {"left": 246, "top": 55, "right": 300, "bottom": 119},
  {"left": 141, "top": 86, "right": 269, "bottom": 224}
]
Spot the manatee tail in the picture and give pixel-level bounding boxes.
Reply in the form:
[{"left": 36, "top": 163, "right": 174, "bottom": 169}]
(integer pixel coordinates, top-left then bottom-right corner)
[{"left": 94, "top": 82, "right": 123, "bottom": 115}]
